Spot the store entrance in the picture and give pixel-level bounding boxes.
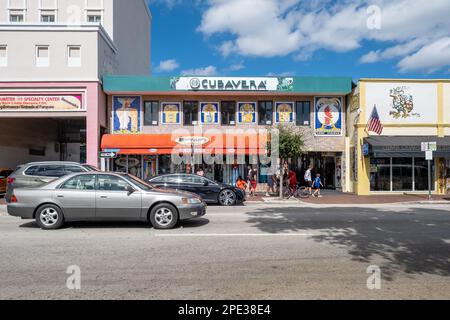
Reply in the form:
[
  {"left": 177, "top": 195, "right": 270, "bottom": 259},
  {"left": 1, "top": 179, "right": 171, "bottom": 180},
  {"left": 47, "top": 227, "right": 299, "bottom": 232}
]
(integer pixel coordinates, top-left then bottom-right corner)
[{"left": 296, "top": 152, "right": 343, "bottom": 190}]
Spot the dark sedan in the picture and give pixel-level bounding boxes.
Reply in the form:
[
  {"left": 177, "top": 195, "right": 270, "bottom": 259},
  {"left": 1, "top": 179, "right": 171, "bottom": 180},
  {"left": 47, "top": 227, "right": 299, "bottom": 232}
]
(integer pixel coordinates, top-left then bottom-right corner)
[{"left": 148, "top": 174, "right": 245, "bottom": 206}]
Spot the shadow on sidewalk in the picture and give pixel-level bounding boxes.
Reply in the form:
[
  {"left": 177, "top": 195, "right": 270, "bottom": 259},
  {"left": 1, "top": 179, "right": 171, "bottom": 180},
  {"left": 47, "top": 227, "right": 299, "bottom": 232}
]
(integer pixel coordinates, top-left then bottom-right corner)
[{"left": 246, "top": 206, "right": 450, "bottom": 281}]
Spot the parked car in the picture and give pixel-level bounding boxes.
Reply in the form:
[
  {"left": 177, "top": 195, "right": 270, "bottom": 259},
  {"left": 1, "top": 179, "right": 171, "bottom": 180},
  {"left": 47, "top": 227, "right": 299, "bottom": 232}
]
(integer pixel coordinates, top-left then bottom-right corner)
[
  {"left": 6, "top": 172, "right": 206, "bottom": 230},
  {"left": 148, "top": 174, "right": 245, "bottom": 206},
  {"left": 5, "top": 161, "right": 97, "bottom": 202},
  {"left": 0, "top": 168, "right": 13, "bottom": 195}
]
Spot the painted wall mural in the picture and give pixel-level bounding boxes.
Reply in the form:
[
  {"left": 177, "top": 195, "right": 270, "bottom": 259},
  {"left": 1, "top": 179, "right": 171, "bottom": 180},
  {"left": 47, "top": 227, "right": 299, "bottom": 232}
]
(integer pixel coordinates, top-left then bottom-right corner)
[
  {"left": 275, "top": 102, "right": 294, "bottom": 123},
  {"left": 314, "top": 97, "right": 343, "bottom": 136},
  {"left": 365, "top": 82, "right": 438, "bottom": 123},
  {"left": 161, "top": 102, "right": 181, "bottom": 125},
  {"left": 200, "top": 102, "right": 219, "bottom": 124},
  {"left": 238, "top": 102, "right": 257, "bottom": 124},
  {"left": 113, "top": 96, "right": 141, "bottom": 134}
]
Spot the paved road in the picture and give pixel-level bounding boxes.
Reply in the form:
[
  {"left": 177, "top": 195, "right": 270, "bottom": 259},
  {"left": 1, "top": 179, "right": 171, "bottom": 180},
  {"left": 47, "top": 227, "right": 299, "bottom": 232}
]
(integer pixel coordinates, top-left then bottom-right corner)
[{"left": 0, "top": 203, "right": 449, "bottom": 300}]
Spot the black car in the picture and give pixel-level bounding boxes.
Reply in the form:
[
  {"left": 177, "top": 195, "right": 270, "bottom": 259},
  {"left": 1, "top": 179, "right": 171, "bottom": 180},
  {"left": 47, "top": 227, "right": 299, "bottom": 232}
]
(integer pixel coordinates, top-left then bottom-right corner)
[{"left": 148, "top": 174, "right": 245, "bottom": 206}]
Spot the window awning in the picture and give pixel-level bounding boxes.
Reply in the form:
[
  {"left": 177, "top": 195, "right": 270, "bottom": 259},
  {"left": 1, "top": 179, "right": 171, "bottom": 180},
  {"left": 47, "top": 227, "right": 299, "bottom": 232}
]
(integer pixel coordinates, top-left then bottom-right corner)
[
  {"left": 101, "top": 134, "right": 269, "bottom": 156},
  {"left": 365, "top": 136, "right": 450, "bottom": 158}
]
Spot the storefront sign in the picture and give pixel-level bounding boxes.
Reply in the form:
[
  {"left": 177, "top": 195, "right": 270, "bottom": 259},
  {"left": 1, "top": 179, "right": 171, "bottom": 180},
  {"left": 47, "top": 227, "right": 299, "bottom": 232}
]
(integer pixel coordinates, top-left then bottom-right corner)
[
  {"left": 200, "top": 102, "right": 219, "bottom": 124},
  {"left": 426, "top": 151, "right": 433, "bottom": 161},
  {"left": 170, "top": 77, "right": 294, "bottom": 92},
  {"left": 238, "top": 102, "right": 257, "bottom": 124},
  {"left": 161, "top": 102, "right": 181, "bottom": 125},
  {"left": 100, "top": 152, "right": 117, "bottom": 158},
  {"left": 113, "top": 96, "right": 141, "bottom": 134},
  {"left": 175, "top": 136, "right": 210, "bottom": 146},
  {"left": 421, "top": 142, "right": 437, "bottom": 152},
  {"left": 275, "top": 102, "right": 294, "bottom": 123},
  {"left": 0, "top": 95, "right": 82, "bottom": 111},
  {"left": 314, "top": 97, "right": 343, "bottom": 136}
]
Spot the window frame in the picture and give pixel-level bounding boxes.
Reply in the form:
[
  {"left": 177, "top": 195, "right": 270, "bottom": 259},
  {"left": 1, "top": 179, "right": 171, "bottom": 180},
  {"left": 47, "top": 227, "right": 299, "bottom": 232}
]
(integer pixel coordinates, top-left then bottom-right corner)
[
  {"left": 258, "top": 101, "right": 274, "bottom": 125},
  {"left": 40, "top": 10, "right": 56, "bottom": 23},
  {"left": 0, "top": 45, "right": 7, "bottom": 67},
  {"left": 86, "top": 10, "right": 103, "bottom": 24},
  {"left": 295, "top": 101, "right": 311, "bottom": 126},
  {"left": 144, "top": 101, "right": 160, "bottom": 126},
  {"left": 96, "top": 174, "right": 133, "bottom": 192},
  {"left": 220, "top": 101, "right": 237, "bottom": 126},
  {"left": 183, "top": 101, "right": 199, "bottom": 126},
  {"left": 9, "top": 10, "right": 25, "bottom": 23},
  {"left": 36, "top": 45, "right": 50, "bottom": 68},
  {"left": 59, "top": 174, "right": 97, "bottom": 191},
  {"left": 67, "top": 45, "right": 82, "bottom": 67}
]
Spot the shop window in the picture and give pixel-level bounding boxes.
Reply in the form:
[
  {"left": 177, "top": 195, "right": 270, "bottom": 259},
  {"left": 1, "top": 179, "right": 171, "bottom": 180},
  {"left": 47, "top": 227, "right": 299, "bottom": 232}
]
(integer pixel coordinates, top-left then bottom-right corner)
[
  {"left": 183, "top": 101, "right": 198, "bottom": 126},
  {"left": 370, "top": 158, "right": 391, "bottom": 191},
  {"left": 144, "top": 101, "right": 159, "bottom": 126},
  {"left": 68, "top": 46, "right": 81, "bottom": 67},
  {"left": 36, "top": 46, "right": 50, "bottom": 67},
  {"left": 258, "top": 101, "right": 273, "bottom": 125},
  {"left": 9, "top": 10, "right": 25, "bottom": 22},
  {"left": 414, "top": 158, "right": 435, "bottom": 191},
  {"left": 392, "top": 158, "right": 413, "bottom": 191},
  {"left": 295, "top": 101, "right": 311, "bottom": 126},
  {"left": 221, "top": 101, "right": 236, "bottom": 126},
  {"left": 0, "top": 46, "right": 7, "bottom": 67},
  {"left": 41, "top": 10, "right": 56, "bottom": 22}
]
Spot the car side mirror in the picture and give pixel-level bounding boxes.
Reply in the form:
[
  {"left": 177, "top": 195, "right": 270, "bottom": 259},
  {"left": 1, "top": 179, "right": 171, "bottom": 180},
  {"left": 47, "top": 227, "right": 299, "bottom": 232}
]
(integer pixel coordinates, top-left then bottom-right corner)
[
  {"left": 127, "top": 185, "right": 136, "bottom": 195},
  {"left": 203, "top": 180, "right": 209, "bottom": 186}
]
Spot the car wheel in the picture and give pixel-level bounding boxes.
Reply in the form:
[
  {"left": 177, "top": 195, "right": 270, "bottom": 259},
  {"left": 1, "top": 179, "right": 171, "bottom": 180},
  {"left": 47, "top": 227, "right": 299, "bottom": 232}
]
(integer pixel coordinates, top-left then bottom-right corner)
[
  {"left": 35, "top": 204, "right": 64, "bottom": 230},
  {"left": 218, "top": 189, "right": 237, "bottom": 206},
  {"left": 150, "top": 203, "right": 178, "bottom": 229}
]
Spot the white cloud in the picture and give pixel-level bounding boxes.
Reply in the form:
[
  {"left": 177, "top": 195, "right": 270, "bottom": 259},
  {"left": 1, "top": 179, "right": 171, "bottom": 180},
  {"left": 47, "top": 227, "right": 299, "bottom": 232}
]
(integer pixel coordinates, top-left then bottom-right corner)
[
  {"left": 226, "top": 62, "right": 245, "bottom": 72},
  {"left": 397, "top": 37, "right": 450, "bottom": 73},
  {"left": 197, "top": 0, "right": 450, "bottom": 73},
  {"left": 155, "top": 59, "right": 180, "bottom": 72},
  {"left": 181, "top": 65, "right": 218, "bottom": 76}
]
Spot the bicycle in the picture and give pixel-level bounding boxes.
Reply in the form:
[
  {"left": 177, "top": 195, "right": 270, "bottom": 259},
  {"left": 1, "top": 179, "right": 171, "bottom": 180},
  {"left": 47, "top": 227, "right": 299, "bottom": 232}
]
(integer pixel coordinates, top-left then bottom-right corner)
[{"left": 283, "top": 183, "right": 310, "bottom": 199}]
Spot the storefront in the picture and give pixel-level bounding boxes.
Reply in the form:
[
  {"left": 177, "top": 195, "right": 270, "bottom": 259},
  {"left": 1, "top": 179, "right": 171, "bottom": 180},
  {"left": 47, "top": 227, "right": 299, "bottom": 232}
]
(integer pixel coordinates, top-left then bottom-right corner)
[
  {"left": 348, "top": 79, "right": 450, "bottom": 195},
  {"left": 0, "top": 82, "right": 106, "bottom": 168},
  {"left": 101, "top": 75, "right": 353, "bottom": 187}
]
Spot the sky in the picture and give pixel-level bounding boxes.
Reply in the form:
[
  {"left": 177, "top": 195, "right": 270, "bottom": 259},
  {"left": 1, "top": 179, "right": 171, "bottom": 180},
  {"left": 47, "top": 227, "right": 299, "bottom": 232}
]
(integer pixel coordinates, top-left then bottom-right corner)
[{"left": 148, "top": 0, "right": 450, "bottom": 80}]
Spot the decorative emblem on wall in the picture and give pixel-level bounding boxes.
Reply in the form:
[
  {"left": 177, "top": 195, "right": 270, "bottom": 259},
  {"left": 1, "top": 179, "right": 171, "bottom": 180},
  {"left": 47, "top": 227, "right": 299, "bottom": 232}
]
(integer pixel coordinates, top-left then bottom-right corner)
[
  {"left": 389, "top": 86, "right": 420, "bottom": 119},
  {"left": 277, "top": 77, "right": 294, "bottom": 91},
  {"left": 113, "top": 97, "right": 141, "bottom": 134},
  {"left": 314, "top": 97, "right": 343, "bottom": 136}
]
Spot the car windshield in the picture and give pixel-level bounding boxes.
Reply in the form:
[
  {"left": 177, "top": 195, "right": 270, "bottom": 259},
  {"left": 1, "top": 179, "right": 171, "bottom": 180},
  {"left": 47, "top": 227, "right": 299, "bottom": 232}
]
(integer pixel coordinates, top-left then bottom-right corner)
[{"left": 122, "top": 174, "right": 154, "bottom": 191}]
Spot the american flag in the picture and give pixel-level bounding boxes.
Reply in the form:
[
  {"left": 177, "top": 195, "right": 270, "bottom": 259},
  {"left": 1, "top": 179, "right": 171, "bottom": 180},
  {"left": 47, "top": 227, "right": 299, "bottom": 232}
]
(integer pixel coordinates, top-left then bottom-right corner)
[{"left": 367, "top": 106, "right": 383, "bottom": 135}]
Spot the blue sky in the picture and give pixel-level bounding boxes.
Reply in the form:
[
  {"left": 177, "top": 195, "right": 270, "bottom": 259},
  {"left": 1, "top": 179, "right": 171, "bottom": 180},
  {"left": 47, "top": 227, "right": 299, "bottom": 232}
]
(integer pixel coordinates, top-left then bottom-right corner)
[{"left": 148, "top": 0, "right": 450, "bottom": 80}]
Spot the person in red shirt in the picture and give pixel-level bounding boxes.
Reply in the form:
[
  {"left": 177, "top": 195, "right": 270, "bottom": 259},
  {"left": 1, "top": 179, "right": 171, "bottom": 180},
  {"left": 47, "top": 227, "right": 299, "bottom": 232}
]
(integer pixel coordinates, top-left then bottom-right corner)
[{"left": 288, "top": 169, "right": 297, "bottom": 193}]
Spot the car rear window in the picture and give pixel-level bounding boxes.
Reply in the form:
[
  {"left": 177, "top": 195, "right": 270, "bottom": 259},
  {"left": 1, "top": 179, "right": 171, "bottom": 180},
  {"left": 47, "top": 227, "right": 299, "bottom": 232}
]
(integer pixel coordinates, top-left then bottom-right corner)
[{"left": 25, "top": 165, "right": 66, "bottom": 178}]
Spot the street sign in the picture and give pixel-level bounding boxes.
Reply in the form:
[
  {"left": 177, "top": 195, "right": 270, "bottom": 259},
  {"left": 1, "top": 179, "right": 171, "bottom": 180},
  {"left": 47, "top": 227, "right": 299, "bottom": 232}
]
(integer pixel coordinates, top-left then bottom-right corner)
[
  {"left": 100, "top": 152, "right": 117, "bottom": 159},
  {"left": 422, "top": 142, "right": 437, "bottom": 152},
  {"left": 425, "top": 150, "right": 433, "bottom": 161}
]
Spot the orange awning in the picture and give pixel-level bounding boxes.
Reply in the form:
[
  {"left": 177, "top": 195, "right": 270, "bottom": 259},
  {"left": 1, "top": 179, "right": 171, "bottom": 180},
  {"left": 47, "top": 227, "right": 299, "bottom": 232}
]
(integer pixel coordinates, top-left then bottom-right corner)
[{"left": 101, "top": 134, "right": 268, "bottom": 155}]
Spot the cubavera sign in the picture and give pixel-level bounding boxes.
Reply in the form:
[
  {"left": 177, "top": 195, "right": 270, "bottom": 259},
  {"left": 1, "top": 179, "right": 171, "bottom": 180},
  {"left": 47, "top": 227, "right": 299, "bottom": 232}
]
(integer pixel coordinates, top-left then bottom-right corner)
[{"left": 170, "top": 77, "right": 294, "bottom": 92}]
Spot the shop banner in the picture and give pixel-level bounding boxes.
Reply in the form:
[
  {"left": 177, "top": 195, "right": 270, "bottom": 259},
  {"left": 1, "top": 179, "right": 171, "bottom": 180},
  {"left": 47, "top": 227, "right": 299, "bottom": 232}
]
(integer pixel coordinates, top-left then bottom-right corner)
[
  {"left": 238, "top": 102, "right": 257, "bottom": 124},
  {"left": 0, "top": 95, "right": 82, "bottom": 111},
  {"left": 275, "top": 102, "right": 295, "bottom": 123},
  {"left": 113, "top": 96, "right": 142, "bottom": 134},
  {"left": 161, "top": 102, "right": 181, "bottom": 125},
  {"left": 314, "top": 97, "right": 343, "bottom": 136},
  {"left": 200, "top": 102, "right": 219, "bottom": 124}
]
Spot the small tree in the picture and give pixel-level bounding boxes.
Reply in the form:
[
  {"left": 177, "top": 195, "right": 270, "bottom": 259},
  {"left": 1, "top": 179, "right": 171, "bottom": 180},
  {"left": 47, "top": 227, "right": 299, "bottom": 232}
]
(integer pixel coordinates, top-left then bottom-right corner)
[{"left": 267, "top": 124, "right": 305, "bottom": 198}]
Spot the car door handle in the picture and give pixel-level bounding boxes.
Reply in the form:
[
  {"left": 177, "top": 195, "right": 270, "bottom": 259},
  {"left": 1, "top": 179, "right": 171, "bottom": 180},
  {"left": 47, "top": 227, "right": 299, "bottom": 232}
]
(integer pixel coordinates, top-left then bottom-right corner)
[
  {"left": 56, "top": 195, "right": 64, "bottom": 198},
  {"left": 100, "top": 196, "right": 108, "bottom": 199}
]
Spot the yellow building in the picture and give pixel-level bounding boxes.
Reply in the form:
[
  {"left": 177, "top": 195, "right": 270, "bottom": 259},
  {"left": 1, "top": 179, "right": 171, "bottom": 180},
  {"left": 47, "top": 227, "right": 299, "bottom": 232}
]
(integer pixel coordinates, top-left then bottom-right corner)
[{"left": 347, "top": 79, "right": 450, "bottom": 195}]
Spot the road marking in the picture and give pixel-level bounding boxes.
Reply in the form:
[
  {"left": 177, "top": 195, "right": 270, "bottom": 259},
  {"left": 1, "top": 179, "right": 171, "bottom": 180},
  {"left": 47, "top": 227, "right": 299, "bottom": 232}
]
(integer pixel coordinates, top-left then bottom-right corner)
[{"left": 155, "top": 233, "right": 315, "bottom": 237}]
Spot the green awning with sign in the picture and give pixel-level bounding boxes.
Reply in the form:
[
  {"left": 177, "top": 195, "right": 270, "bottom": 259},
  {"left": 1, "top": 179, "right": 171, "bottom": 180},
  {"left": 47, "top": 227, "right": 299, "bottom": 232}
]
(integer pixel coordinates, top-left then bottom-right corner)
[
  {"left": 365, "top": 136, "right": 450, "bottom": 158},
  {"left": 103, "top": 75, "right": 353, "bottom": 94}
]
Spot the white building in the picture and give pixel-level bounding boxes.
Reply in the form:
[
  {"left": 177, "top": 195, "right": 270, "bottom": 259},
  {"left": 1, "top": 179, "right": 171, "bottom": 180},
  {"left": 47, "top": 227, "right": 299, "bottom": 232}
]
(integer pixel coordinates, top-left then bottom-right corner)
[{"left": 0, "top": 0, "right": 151, "bottom": 168}]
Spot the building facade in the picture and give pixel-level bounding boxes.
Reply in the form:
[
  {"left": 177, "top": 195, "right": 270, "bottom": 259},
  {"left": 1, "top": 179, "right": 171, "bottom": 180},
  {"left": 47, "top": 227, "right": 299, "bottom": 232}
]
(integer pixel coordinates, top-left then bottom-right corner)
[
  {"left": 347, "top": 79, "right": 450, "bottom": 195},
  {"left": 0, "top": 0, "right": 151, "bottom": 168},
  {"left": 101, "top": 76, "right": 353, "bottom": 189}
]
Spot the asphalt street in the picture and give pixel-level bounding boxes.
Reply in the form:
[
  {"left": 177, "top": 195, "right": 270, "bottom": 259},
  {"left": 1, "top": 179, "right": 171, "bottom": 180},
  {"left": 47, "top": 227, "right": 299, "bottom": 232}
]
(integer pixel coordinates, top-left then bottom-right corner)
[{"left": 0, "top": 203, "right": 449, "bottom": 300}]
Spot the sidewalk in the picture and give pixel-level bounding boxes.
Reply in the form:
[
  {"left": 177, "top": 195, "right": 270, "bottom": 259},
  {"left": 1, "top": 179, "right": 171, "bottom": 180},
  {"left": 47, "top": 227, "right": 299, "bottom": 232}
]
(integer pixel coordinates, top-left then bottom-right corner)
[{"left": 261, "top": 191, "right": 450, "bottom": 205}]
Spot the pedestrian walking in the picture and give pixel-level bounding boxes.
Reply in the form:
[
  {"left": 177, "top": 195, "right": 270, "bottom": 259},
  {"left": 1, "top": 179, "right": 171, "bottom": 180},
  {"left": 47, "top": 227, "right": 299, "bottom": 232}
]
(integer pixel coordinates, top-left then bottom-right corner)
[
  {"left": 313, "top": 173, "right": 324, "bottom": 198},
  {"left": 304, "top": 165, "right": 313, "bottom": 195}
]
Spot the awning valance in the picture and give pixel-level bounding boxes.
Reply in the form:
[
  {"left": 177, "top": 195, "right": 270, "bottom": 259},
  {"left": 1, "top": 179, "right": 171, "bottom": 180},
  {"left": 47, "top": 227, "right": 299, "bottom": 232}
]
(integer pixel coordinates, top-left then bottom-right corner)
[
  {"left": 101, "top": 134, "right": 268, "bottom": 156},
  {"left": 365, "top": 136, "right": 450, "bottom": 158}
]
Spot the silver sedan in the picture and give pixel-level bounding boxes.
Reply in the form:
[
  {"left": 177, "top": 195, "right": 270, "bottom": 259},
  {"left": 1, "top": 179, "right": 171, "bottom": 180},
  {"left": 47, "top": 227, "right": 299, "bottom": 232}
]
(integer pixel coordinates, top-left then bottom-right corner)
[{"left": 7, "top": 172, "right": 206, "bottom": 230}]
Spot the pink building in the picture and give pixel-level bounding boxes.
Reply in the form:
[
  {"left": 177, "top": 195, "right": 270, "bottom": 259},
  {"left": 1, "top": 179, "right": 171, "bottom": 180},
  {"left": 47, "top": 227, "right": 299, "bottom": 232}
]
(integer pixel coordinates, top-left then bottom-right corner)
[{"left": 0, "top": 0, "right": 151, "bottom": 168}]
